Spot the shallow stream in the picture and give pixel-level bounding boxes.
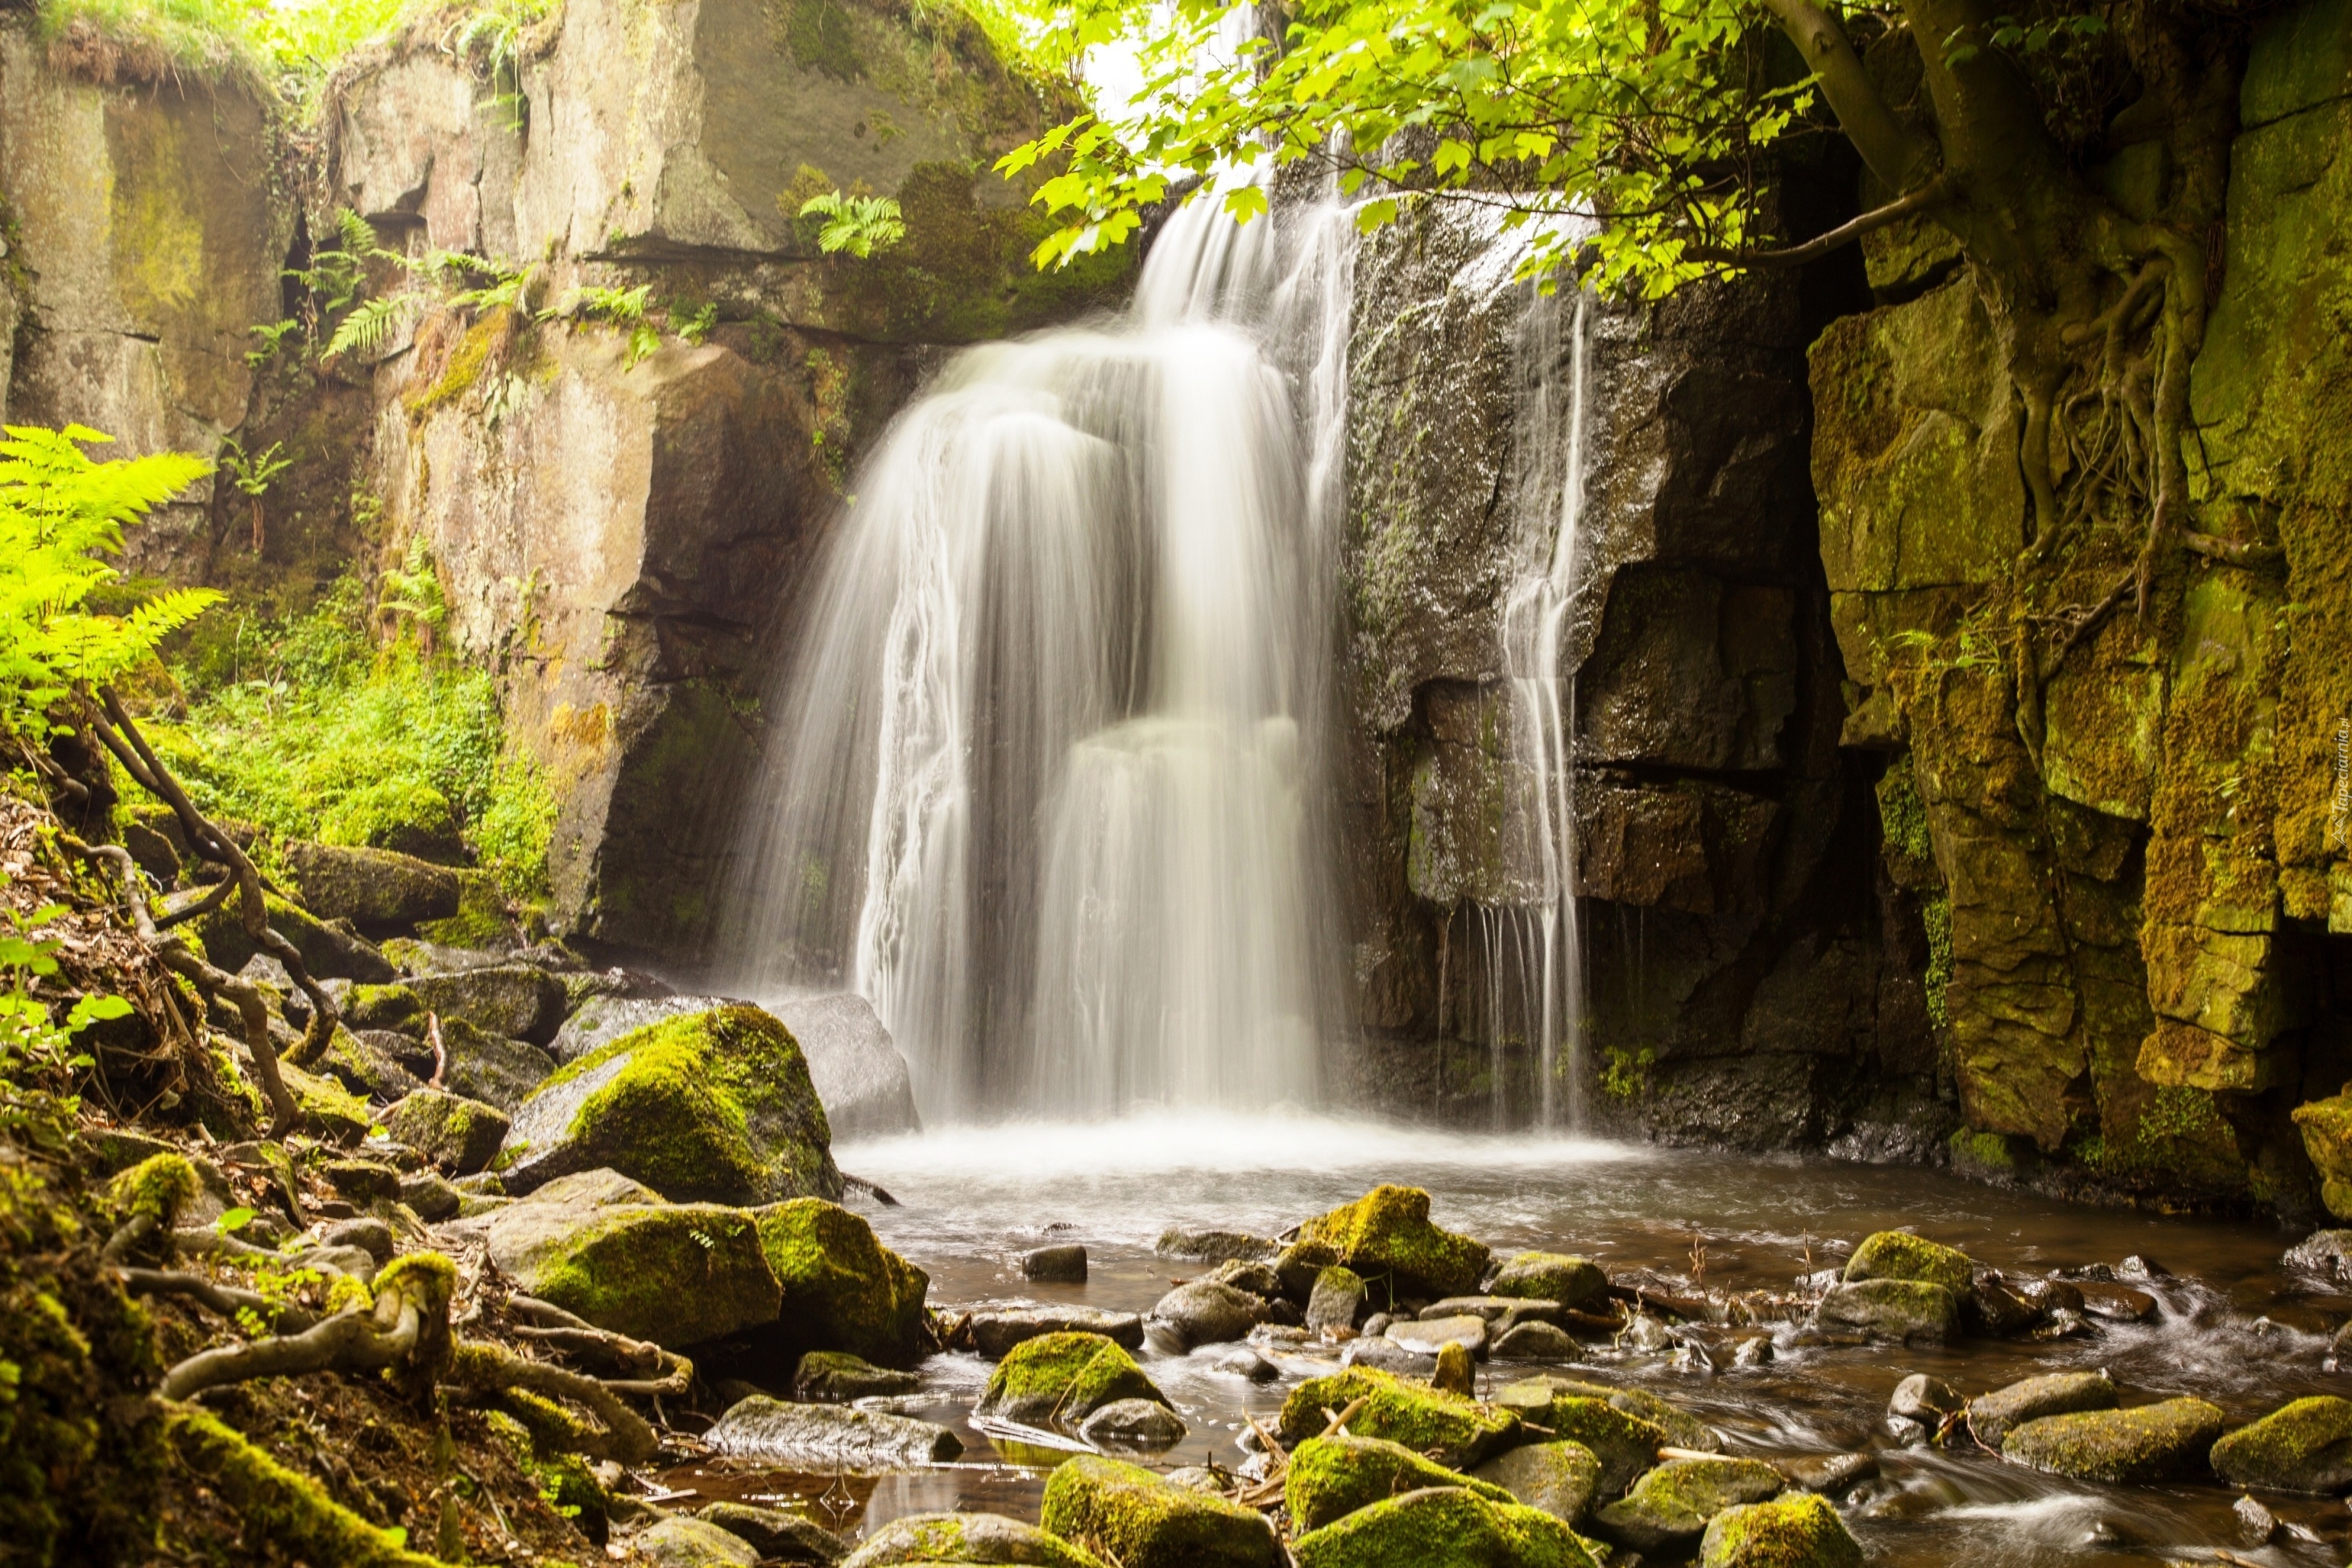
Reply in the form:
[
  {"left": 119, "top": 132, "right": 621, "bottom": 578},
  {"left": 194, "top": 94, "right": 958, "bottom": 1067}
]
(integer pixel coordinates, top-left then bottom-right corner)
[{"left": 668, "top": 1116, "right": 2350, "bottom": 1564}]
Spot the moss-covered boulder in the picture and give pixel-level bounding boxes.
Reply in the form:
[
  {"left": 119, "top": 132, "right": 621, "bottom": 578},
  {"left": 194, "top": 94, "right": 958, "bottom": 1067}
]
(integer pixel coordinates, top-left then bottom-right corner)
[
  {"left": 1491, "top": 1380, "right": 1671, "bottom": 1496},
  {"left": 1592, "top": 1458, "right": 1787, "bottom": 1552},
  {"left": 314, "top": 1027, "right": 424, "bottom": 1103},
  {"left": 793, "top": 1350, "right": 922, "bottom": 1402},
  {"left": 1290, "top": 1485, "right": 1603, "bottom": 1568},
  {"left": 1812, "top": 1279, "right": 1960, "bottom": 1345},
  {"left": 1298, "top": 1186, "right": 1491, "bottom": 1297},
  {"left": 1487, "top": 1252, "right": 1608, "bottom": 1309},
  {"left": 975, "top": 1332, "right": 1166, "bottom": 1425},
  {"left": 2292, "top": 1096, "right": 2352, "bottom": 1218},
  {"left": 2002, "top": 1397, "right": 2226, "bottom": 1483},
  {"left": 1965, "top": 1371, "right": 2116, "bottom": 1449},
  {"left": 756, "top": 1199, "right": 929, "bottom": 1366},
  {"left": 482, "top": 1198, "right": 781, "bottom": 1347},
  {"left": 501, "top": 1005, "right": 843, "bottom": 1206},
  {"left": 193, "top": 892, "right": 397, "bottom": 983},
  {"left": 408, "top": 965, "right": 568, "bottom": 1046},
  {"left": 1149, "top": 1280, "right": 1267, "bottom": 1348},
  {"left": 1286, "top": 1435, "right": 1514, "bottom": 1533},
  {"left": 694, "top": 1503, "right": 847, "bottom": 1565},
  {"left": 1277, "top": 1367, "right": 1518, "bottom": 1470},
  {"left": 343, "top": 983, "right": 426, "bottom": 1034},
  {"left": 842, "top": 1511, "right": 1105, "bottom": 1567},
  {"left": 1472, "top": 1441, "right": 1605, "bottom": 1524},
  {"left": 382, "top": 1088, "right": 510, "bottom": 1175},
  {"left": 1699, "top": 1492, "right": 1863, "bottom": 1568},
  {"left": 280, "top": 1063, "right": 375, "bottom": 1143},
  {"left": 1842, "top": 1231, "right": 1973, "bottom": 1294},
  {"left": 284, "top": 842, "right": 462, "bottom": 932},
  {"left": 438, "top": 1019, "right": 557, "bottom": 1113},
  {"left": 640, "top": 1515, "right": 760, "bottom": 1567},
  {"left": 1041, "top": 1455, "right": 1279, "bottom": 1568},
  {"left": 2209, "top": 1396, "right": 2352, "bottom": 1493}
]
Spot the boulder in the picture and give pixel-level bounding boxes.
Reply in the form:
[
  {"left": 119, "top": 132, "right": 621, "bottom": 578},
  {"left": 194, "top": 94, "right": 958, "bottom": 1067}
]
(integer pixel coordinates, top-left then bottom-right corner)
[
  {"left": 500, "top": 1005, "right": 843, "bottom": 1206},
  {"left": 1889, "top": 1372, "right": 1964, "bottom": 1444},
  {"left": 1289, "top": 1486, "right": 1603, "bottom": 1568},
  {"left": 193, "top": 892, "right": 397, "bottom": 983},
  {"left": 437, "top": 1019, "right": 557, "bottom": 1113},
  {"left": 1490, "top": 1381, "right": 1668, "bottom": 1497},
  {"left": 1157, "top": 1227, "right": 1277, "bottom": 1262},
  {"left": 2073, "top": 1280, "right": 2159, "bottom": 1322},
  {"left": 408, "top": 964, "right": 569, "bottom": 1045},
  {"left": 321, "top": 1159, "right": 402, "bottom": 1204},
  {"left": 1770, "top": 1454, "right": 1878, "bottom": 1495},
  {"left": 1965, "top": 1370, "right": 2116, "bottom": 1449},
  {"left": 1699, "top": 1492, "right": 1863, "bottom": 1568},
  {"left": 967, "top": 1305, "right": 1145, "bottom": 1357},
  {"left": 1079, "top": 1398, "right": 1190, "bottom": 1450},
  {"left": 694, "top": 1503, "right": 847, "bottom": 1564},
  {"left": 842, "top": 1512, "right": 1105, "bottom": 1567},
  {"left": 704, "top": 1396, "right": 963, "bottom": 1467},
  {"left": 1298, "top": 1185, "right": 1490, "bottom": 1297},
  {"left": 482, "top": 1198, "right": 781, "bottom": 1347},
  {"left": 1285, "top": 1435, "right": 1514, "bottom": 1533},
  {"left": 342, "top": 983, "right": 426, "bottom": 1033},
  {"left": 769, "top": 992, "right": 924, "bottom": 1140},
  {"left": 1387, "top": 1314, "right": 1489, "bottom": 1355},
  {"left": 1841, "top": 1231, "right": 1973, "bottom": 1293},
  {"left": 398, "top": 1169, "right": 462, "bottom": 1221},
  {"left": 382, "top": 1088, "right": 511, "bottom": 1175},
  {"left": 2002, "top": 1397, "right": 2227, "bottom": 1482},
  {"left": 1306, "top": 1266, "right": 1367, "bottom": 1332},
  {"left": 640, "top": 1516, "right": 760, "bottom": 1568},
  {"left": 549, "top": 993, "right": 731, "bottom": 1063},
  {"left": 1605, "top": 1384, "right": 1719, "bottom": 1454},
  {"left": 2209, "top": 1396, "right": 2352, "bottom": 1493},
  {"left": 975, "top": 1332, "right": 1167, "bottom": 1425},
  {"left": 1151, "top": 1280, "right": 1269, "bottom": 1349},
  {"left": 793, "top": 1351, "right": 922, "bottom": 1403},
  {"left": 1492, "top": 1321, "right": 1580, "bottom": 1360},
  {"left": 1341, "top": 1336, "right": 1437, "bottom": 1376},
  {"left": 1472, "top": 1441, "right": 1604, "bottom": 1524},
  {"left": 756, "top": 1198, "right": 930, "bottom": 1366},
  {"left": 281, "top": 1064, "right": 375, "bottom": 1143},
  {"left": 1812, "top": 1280, "right": 1960, "bottom": 1345},
  {"left": 528, "top": 1168, "right": 664, "bottom": 1206},
  {"left": 1963, "top": 1272, "right": 2041, "bottom": 1336},
  {"left": 1593, "top": 1458, "right": 1786, "bottom": 1552},
  {"left": 314, "top": 1027, "right": 424, "bottom": 1103},
  {"left": 1041, "top": 1454, "right": 1281, "bottom": 1568},
  {"left": 1277, "top": 1367, "right": 1518, "bottom": 1469},
  {"left": 1021, "top": 1244, "right": 1087, "bottom": 1283},
  {"left": 284, "top": 842, "right": 462, "bottom": 931},
  {"left": 1487, "top": 1253, "right": 1608, "bottom": 1310},
  {"left": 1202, "top": 1260, "right": 1285, "bottom": 1299}
]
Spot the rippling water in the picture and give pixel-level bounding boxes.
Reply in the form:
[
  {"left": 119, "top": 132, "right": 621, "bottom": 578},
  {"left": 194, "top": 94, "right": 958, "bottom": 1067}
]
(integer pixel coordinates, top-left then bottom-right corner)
[{"left": 670, "top": 1118, "right": 2352, "bottom": 1564}]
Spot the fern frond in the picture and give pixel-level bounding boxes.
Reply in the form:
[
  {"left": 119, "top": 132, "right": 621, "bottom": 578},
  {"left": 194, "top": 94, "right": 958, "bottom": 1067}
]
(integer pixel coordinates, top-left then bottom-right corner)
[{"left": 325, "top": 294, "right": 420, "bottom": 360}]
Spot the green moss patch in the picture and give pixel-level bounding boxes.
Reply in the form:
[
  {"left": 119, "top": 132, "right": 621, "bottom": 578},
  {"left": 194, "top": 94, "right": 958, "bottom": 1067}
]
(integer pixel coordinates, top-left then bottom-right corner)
[
  {"left": 2209, "top": 1396, "right": 2352, "bottom": 1493},
  {"left": 1277, "top": 1367, "right": 1518, "bottom": 1470},
  {"left": 1592, "top": 1458, "right": 1785, "bottom": 1551},
  {"left": 485, "top": 1199, "right": 782, "bottom": 1348},
  {"left": 1286, "top": 1435, "right": 1512, "bottom": 1533},
  {"left": 754, "top": 1198, "right": 930, "bottom": 1366},
  {"left": 1699, "top": 1491, "right": 1864, "bottom": 1568},
  {"left": 1297, "top": 1185, "right": 1491, "bottom": 1297},
  {"left": 976, "top": 1331, "right": 1165, "bottom": 1425},
  {"left": 1487, "top": 1252, "right": 1607, "bottom": 1309},
  {"left": 1841, "top": 1231, "right": 1973, "bottom": 1293},
  {"left": 1040, "top": 1454, "right": 1279, "bottom": 1568},
  {"left": 2002, "top": 1397, "right": 2227, "bottom": 1483},
  {"left": 1290, "top": 1485, "right": 1603, "bottom": 1568}
]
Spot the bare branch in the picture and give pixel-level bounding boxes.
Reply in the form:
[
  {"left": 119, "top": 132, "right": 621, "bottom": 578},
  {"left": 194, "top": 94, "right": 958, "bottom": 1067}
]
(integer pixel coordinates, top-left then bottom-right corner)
[
  {"left": 1751, "top": 0, "right": 1936, "bottom": 193},
  {"left": 1688, "top": 177, "right": 1949, "bottom": 268}
]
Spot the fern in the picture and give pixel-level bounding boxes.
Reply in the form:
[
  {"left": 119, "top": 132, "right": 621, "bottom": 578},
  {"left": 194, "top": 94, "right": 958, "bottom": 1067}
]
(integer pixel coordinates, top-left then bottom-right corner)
[
  {"left": 325, "top": 293, "right": 420, "bottom": 361},
  {"left": 798, "top": 191, "right": 907, "bottom": 259}
]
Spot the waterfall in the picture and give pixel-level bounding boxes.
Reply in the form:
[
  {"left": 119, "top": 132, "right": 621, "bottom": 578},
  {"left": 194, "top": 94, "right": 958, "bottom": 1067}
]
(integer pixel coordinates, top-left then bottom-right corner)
[{"left": 722, "top": 191, "right": 1356, "bottom": 1125}]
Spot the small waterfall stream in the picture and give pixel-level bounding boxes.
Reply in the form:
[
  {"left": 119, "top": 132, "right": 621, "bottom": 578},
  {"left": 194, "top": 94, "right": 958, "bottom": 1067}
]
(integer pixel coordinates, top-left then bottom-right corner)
[{"left": 722, "top": 193, "right": 1356, "bottom": 1124}]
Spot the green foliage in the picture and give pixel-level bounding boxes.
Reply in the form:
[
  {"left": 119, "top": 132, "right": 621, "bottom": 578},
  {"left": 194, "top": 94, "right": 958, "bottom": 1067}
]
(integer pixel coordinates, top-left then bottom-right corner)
[
  {"left": 0, "top": 877, "right": 133, "bottom": 1145},
  {"left": 245, "top": 320, "right": 300, "bottom": 369},
  {"left": 1598, "top": 1044, "right": 1653, "bottom": 1103},
  {"left": 446, "top": 0, "right": 556, "bottom": 129},
  {"left": 798, "top": 191, "right": 909, "bottom": 259},
  {"left": 219, "top": 439, "right": 291, "bottom": 501},
  {"left": 0, "top": 424, "right": 216, "bottom": 740},
  {"left": 553, "top": 285, "right": 662, "bottom": 367}
]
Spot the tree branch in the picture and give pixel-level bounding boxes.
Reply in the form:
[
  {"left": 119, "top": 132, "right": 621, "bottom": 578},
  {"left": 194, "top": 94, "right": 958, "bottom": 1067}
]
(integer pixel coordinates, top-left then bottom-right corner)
[
  {"left": 1751, "top": 0, "right": 1936, "bottom": 193},
  {"left": 1689, "top": 177, "right": 1949, "bottom": 268},
  {"left": 160, "top": 1298, "right": 423, "bottom": 1401}
]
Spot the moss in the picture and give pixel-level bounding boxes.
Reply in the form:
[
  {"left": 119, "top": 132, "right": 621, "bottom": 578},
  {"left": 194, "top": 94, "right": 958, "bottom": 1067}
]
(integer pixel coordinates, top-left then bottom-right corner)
[
  {"left": 2209, "top": 1396, "right": 2352, "bottom": 1491},
  {"left": 166, "top": 1408, "right": 443, "bottom": 1567},
  {"left": 752, "top": 1198, "right": 929, "bottom": 1366},
  {"left": 1277, "top": 1367, "right": 1518, "bottom": 1470},
  {"left": 776, "top": 0, "right": 864, "bottom": 81},
  {"left": 2001, "top": 1397, "right": 2228, "bottom": 1483},
  {"left": 1920, "top": 892, "right": 1953, "bottom": 1028},
  {"left": 486, "top": 1397, "right": 611, "bottom": 1538},
  {"left": 977, "top": 1331, "right": 1165, "bottom": 1425},
  {"left": 418, "top": 871, "right": 519, "bottom": 949},
  {"left": 1947, "top": 1127, "right": 2016, "bottom": 1177},
  {"left": 406, "top": 308, "right": 518, "bottom": 421},
  {"left": 523, "top": 1203, "right": 783, "bottom": 1347},
  {"left": 1286, "top": 1435, "right": 1513, "bottom": 1533},
  {"left": 1592, "top": 1458, "right": 1785, "bottom": 1546},
  {"left": 1841, "top": 1231, "right": 1972, "bottom": 1293},
  {"left": 857, "top": 1512, "right": 1109, "bottom": 1567},
  {"left": 282, "top": 1063, "right": 375, "bottom": 1143},
  {"left": 106, "top": 1152, "right": 199, "bottom": 1227},
  {"left": 1297, "top": 1185, "right": 1491, "bottom": 1297},
  {"left": 1699, "top": 1491, "right": 1864, "bottom": 1568},
  {"left": 1039, "top": 1454, "right": 1277, "bottom": 1568},
  {"left": 346, "top": 983, "right": 424, "bottom": 1032},
  {"left": 1487, "top": 1252, "right": 1607, "bottom": 1309},
  {"left": 383, "top": 1088, "right": 510, "bottom": 1176},
  {"left": 1290, "top": 1484, "right": 1604, "bottom": 1568}
]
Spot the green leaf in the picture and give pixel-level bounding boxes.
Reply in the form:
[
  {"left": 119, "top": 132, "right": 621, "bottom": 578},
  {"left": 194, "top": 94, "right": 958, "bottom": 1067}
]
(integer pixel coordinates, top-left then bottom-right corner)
[{"left": 216, "top": 1206, "right": 256, "bottom": 1235}]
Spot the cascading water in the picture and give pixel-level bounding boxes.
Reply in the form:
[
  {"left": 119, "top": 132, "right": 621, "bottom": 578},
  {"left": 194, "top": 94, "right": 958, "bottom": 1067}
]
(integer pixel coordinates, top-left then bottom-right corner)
[{"left": 721, "top": 192, "right": 1356, "bottom": 1125}]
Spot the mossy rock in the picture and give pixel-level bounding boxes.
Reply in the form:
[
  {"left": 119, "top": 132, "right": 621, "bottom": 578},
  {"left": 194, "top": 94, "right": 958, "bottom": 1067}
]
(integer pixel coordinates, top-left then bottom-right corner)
[
  {"left": 482, "top": 1199, "right": 781, "bottom": 1347},
  {"left": 437, "top": 1018, "right": 557, "bottom": 1113},
  {"left": 2002, "top": 1397, "right": 2227, "bottom": 1483},
  {"left": 975, "top": 1331, "right": 1165, "bottom": 1425},
  {"left": 1298, "top": 1185, "right": 1491, "bottom": 1297},
  {"left": 313, "top": 1026, "right": 423, "bottom": 1103},
  {"left": 1842, "top": 1231, "right": 1973, "bottom": 1294},
  {"left": 407, "top": 965, "right": 567, "bottom": 1045},
  {"left": 1491, "top": 1380, "right": 1672, "bottom": 1496},
  {"left": 280, "top": 1063, "right": 375, "bottom": 1144},
  {"left": 1276, "top": 1367, "right": 1518, "bottom": 1470},
  {"left": 1812, "top": 1279, "right": 1960, "bottom": 1345},
  {"left": 193, "top": 892, "right": 397, "bottom": 983},
  {"left": 1040, "top": 1454, "right": 1280, "bottom": 1568},
  {"left": 1290, "top": 1485, "right": 1604, "bottom": 1568},
  {"left": 1503, "top": 1380, "right": 1716, "bottom": 1454},
  {"left": 1965, "top": 1371, "right": 2116, "bottom": 1449},
  {"left": 1699, "top": 1491, "right": 1864, "bottom": 1568},
  {"left": 1592, "top": 1458, "right": 1786, "bottom": 1553},
  {"left": 1487, "top": 1252, "right": 1607, "bottom": 1310},
  {"left": 640, "top": 1515, "right": 760, "bottom": 1566},
  {"left": 755, "top": 1198, "right": 930, "bottom": 1366},
  {"left": 342, "top": 983, "right": 425, "bottom": 1034},
  {"left": 381, "top": 1088, "right": 510, "bottom": 1176},
  {"left": 694, "top": 1503, "right": 847, "bottom": 1565},
  {"left": 793, "top": 1349, "right": 922, "bottom": 1402},
  {"left": 283, "top": 841, "right": 462, "bottom": 931},
  {"left": 1471, "top": 1441, "right": 1605, "bottom": 1524},
  {"left": 502, "top": 1005, "right": 842, "bottom": 1206},
  {"left": 843, "top": 1509, "right": 1107, "bottom": 1566},
  {"left": 1286, "top": 1434, "right": 1513, "bottom": 1533},
  {"left": 2209, "top": 1396, "right": 2352, "bottom": 1493}
]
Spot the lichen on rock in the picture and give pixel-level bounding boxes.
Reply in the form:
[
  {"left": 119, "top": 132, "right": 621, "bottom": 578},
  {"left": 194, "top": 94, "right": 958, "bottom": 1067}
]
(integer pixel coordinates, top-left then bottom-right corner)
[
  {"left": 975, "top": 1330, "right": 1166, "bottom": 1425},
  {"left": 1277, "top": 1367, "right": 1520, "bottom": 1470},
  {"left": 1039, "top": 1454, "right": 1280, "bottom": 1568},
  {"left": 1297, "top": 1185, "right": 1491, "bottom": 1297}
]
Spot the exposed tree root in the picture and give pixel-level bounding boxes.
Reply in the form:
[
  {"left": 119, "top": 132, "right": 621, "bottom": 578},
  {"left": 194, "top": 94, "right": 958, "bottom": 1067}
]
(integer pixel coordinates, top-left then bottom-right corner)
[
  {"left": 447, "top": 1341, "right": 660, "bottom": 1464},
  {"left": 164, "top": 1407, "right": 446, "bottom": 1568},
  {"left": 162, "top": 1290, "right": 426, "bottom": 1400},
  {"left": 121, "top": 1268, "right": 320, "bottom": 1333}
]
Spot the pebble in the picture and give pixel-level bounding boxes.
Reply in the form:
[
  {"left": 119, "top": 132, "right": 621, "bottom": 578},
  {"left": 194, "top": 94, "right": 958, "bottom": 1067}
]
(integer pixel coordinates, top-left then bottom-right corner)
[{"left": 2235, "top": 1493, "right": 2280, "bottom": 1545}]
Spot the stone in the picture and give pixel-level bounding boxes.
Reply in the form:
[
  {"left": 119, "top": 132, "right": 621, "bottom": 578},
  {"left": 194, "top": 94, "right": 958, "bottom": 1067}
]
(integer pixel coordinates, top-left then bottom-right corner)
[
  {"left": 1842, "top": 1231, "right": 1973, "bottom": 1294},
  {"left": 1298, "top": 1185, "right": 1490, "bottom": 1297},
  {"left": 1203, "top": 1259, "right": 1286, "bottom": 1299},
  {"left": 551, "top": 994, "right": 734, "bottom": 1063},
  {"left": 756, "top": 1199, "right": 930, "bottom": 1366},
  {"left": 321, "top": 1159, "right": 402, "bottom": 1204},
  {"left": 768, "top": 992, "right": 924, "bottom": 1141},
  {"left": 314, "top": 1027, "right": 424, "bottom": 1103},
  {"left": 1594, "top": 1458, "right": 1787, "bottom": 1552},
  {"left": 1472, "top": 1440, "right": 1605, "bottom": 1523},
  {"left": 437, "top": 1020, "right": 557, "bottom": 1114},
  {"left": 527, "top": 1169, "right": 661, "bottom": 1206},
  {"left": 1021, "top": 1243, "right": 1087, "bottom": 1283},
  {"left": 342, "top": 983, "right": 426, "bottom": 1033},
  {"left": 2002, "top": 1397, "right": 2228, "bottom": 1482},
  {"left": 1489, "top": 1382, "right": 1667, "bottom": 1498},
  {"left": 1286, "top": 1435, "right": 1514, "bottom": 1532},
  {"left": 1157, "top": 1228, "right": 1278, "bottom": 1262},
  {"left": 1306, "top": 1265, "right": 1367, "bottom": 1332},
  {"left": 1770, "top": 1454, "right": 1878, "bottom": 1494},
  {"left": 1151, "top": 1280, "right": 1267, "bottom": 1349},
  {"left": 482, "top": 1198, "right": 781, "bottom": 1347},
  {"left": 1699, "top": 1492, "right": 1863, "bottom": 1568},
  {"left": 1041, "top": 1454, "right": 1281, "bottom": 1568},
  {"left": 704, "top": 1396, "right": 963, "bottom": 1467},
  {"left": 1079, "top": 1398, "right": 1190, "bottom": 1450},
  {"left": 694, "top": 1503, "right": 847, "bottom": 1564},
  {"left": 2210, "top": 1396, "right": 2352, "bottom": 1493},
  {"left": 840, "top": 1512, "right": 1106, "bottom": 1566},
  {"left": 193, "top": 893, "right": 398, "bottom": 984},
  {"left": 793, "top": 1351, "right": 922, "bottom": 1403},
  {"left": 2074, "top": 1280, "right": 2159, "bottom": 1322},
  {"left": 1340, "top": 1336, "right": 1436, "bottom": 1375},
  {"left": 500, "top": 1005, "right": 843, "bottom": 1206},
  {"left": 1290, "top": 1485, "right": 1603, "bottom": 1568},
  {"left": 967, "top": 1306, "right": 1145, "bottom": 1358},
  {"left": 1889, "top": 1373, "right": 1964, "bottom": 1427},
  {"left": 408, "top": 964, "right": 569, "bottom": 1045},
  {"left": 398, "top": 1169, "right": 462, "bottom": 1222},
  {"left": 2285, "top": 1230, "right": 2352, "bottom": 1276},
  {"left": 639, "top": 1516, "right": 760, "bottom": 1568},
  {"left": 1211, "top": 1346, "right": 1279, "bottom": 1381},
  {"left": 1963, "top": 1273, "right": 2041, "bottom": 1336},
  {"left": 1278, "top": 1367, "right": 1519, "bottom": 1470},
  {"left": 382, "top": 1088, "right": 510, "bottom": 1175},
  {"left": 1812, "top": 1280, "right": 1960, "bottom": 1345},
  {"left": 1487, "top": 1252, "right": 1609, "bottom": 1310},
  {"left": 1966, "top": 1371, "right": 2117, "bottom": 1449},
  {"left": 1491, "top": 1321, "right": 1581, "bottom": 1361},
  {"left": 283, "top": 841, "right": 462, "bottom": 931},
  {"left": 1433, "top": 1341, "right": 1476, "bottom": 1396},
  {"left": 1386, "top": 1314, "right": 1488, "bottom": 1356},
  {"left": 975, "top": 1332, "right": 1167, "bottom": 1425},
  {"left": 321, "top": 1217, "right": 395, "bottom": 1264}
]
